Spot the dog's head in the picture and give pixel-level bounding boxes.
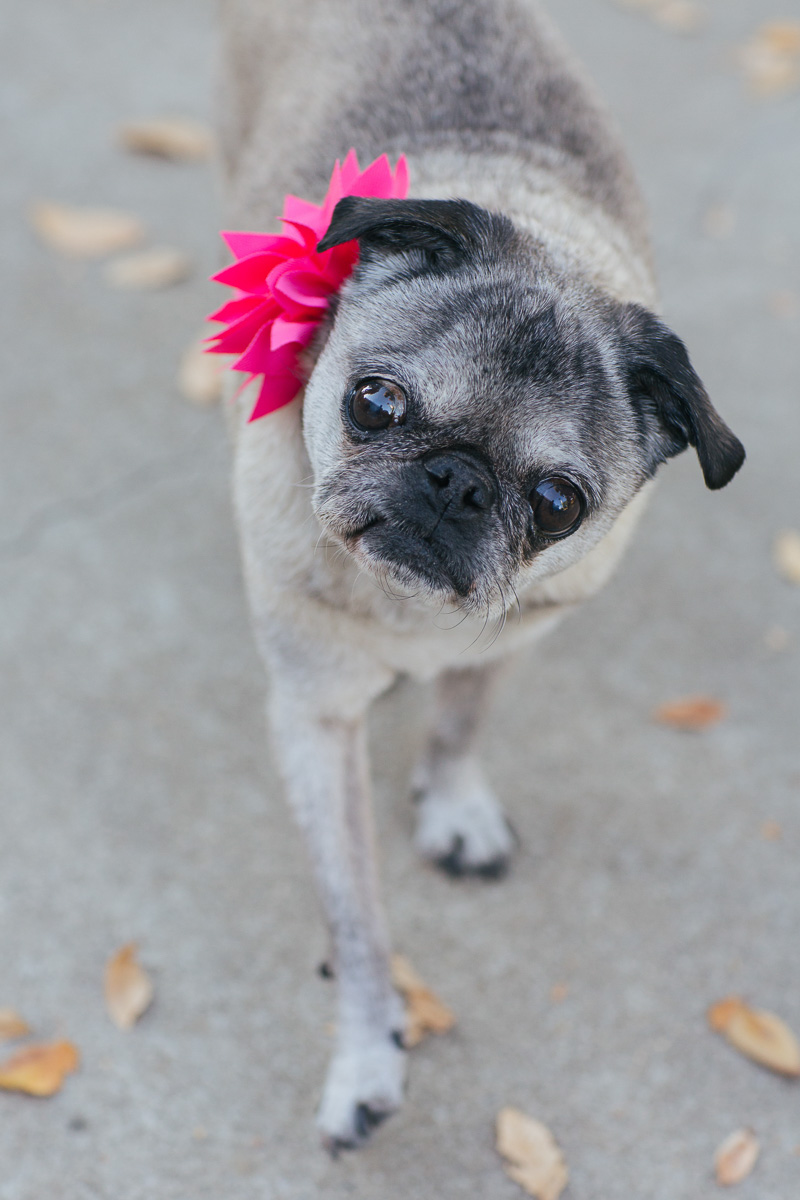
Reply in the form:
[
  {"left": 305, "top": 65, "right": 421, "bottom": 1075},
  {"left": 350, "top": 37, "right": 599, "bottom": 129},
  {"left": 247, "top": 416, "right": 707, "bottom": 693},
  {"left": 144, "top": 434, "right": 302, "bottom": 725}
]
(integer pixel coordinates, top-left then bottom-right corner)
[{"left": 304, "top": 197, "right": 744, "bottom": 613}]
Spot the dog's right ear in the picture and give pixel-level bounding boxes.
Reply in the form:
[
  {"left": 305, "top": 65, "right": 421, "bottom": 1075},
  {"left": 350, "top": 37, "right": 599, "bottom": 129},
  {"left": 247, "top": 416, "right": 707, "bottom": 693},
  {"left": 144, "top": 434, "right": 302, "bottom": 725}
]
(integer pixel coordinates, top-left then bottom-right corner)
[
  {"left": 619, "top": 304, "right": 745, "bottom": 490},
  {"left": 317, "top": 196, "right": 512, "bottom": 267}
]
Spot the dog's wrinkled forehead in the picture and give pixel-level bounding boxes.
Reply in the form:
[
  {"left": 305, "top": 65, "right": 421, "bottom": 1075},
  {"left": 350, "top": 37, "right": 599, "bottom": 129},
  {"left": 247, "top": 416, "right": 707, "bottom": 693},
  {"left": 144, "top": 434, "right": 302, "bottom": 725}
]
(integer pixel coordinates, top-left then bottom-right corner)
[{"left": 317, "top": 261, "right": 624, "bottom": 482}]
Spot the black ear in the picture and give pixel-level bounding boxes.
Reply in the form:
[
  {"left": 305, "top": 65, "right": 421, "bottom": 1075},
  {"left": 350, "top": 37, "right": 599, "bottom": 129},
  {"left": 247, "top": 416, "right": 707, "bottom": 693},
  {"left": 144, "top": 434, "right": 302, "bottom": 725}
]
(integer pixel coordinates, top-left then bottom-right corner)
[
  {"left": 317, "top": 196, "right": 511, "bottom": 266},
  {"left": 620, "top": 304, "right": 744, "bottom": 490}
]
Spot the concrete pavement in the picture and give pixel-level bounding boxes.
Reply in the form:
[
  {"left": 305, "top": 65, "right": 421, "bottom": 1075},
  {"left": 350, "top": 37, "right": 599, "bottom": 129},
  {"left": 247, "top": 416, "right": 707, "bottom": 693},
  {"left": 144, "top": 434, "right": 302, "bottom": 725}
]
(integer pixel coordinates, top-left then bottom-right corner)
[{"left": 1, "top": 1, "right": 799, "bottom": 1196}]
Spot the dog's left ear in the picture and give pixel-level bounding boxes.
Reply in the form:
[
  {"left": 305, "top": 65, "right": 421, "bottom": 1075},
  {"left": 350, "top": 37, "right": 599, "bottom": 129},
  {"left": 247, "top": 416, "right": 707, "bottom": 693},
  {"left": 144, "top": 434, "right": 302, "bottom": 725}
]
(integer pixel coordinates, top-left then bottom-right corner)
[
  {"left": 619, "top": 304, "right": 745, "bottom": 490},
  {"left": 317, "top": 196, "right": 510, "bottom": 267}
]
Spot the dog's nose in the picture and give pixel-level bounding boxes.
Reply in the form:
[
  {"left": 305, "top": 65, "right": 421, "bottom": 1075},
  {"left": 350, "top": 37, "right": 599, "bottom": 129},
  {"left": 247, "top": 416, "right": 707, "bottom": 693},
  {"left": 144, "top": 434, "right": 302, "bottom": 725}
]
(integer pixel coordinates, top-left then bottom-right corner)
[{"left": 420, "top": 451, "right": 496, "bottom": 518}]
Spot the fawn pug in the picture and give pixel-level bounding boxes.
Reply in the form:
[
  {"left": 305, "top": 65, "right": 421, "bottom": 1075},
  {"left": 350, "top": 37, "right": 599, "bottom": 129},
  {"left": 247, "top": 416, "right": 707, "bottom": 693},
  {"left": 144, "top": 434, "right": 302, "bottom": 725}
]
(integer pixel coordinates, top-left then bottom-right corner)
[{"left": 218, "top": 0, "right": 744, "bottom": 1149}]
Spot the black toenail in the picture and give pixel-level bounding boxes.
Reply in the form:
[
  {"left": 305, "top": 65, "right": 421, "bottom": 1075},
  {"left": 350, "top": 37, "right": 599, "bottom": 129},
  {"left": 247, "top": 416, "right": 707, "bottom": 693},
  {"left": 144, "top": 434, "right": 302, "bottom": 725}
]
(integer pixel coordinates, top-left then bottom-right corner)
[
  {"left": 476, "top": 855, "right": 510, "bottom": 881},
  {"left": 354, "top": 1104, "right": 373, "bottom": 1139},
  {"left": 435, "top": 834, "right": 466, "bottom": 877}
]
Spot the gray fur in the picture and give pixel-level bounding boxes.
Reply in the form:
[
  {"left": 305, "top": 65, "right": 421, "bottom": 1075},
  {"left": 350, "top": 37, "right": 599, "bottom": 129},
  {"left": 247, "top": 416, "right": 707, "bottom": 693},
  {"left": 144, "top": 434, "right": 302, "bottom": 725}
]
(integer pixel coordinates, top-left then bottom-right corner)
[{"left": 219, "top": 0, "right": 744, "bottom": 1149}]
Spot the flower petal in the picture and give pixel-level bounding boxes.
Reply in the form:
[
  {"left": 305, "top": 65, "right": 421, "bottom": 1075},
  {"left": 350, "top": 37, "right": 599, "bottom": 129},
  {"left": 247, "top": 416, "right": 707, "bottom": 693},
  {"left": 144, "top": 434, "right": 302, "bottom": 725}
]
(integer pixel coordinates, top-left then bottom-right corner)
[
  {"left": 394, "top": 154, "right": 410, "bottom": 197},
  {"left": 339, "top": 148, "right": 362, "bottom": 191},
  {"left": 232, "top": 324, "right": 274, "bottom": 376},
  {"left": 351, "top": 153, "right": 393, "bottom": 198},
  {"left": 280, "top": 218, "right": 320, "bottom": 250},
  {"left": 208, "top": 300, "right": 277, "bottom": 355},
  {"left": 271, "top": 264, "right": 332, "bottom": 311},
  {"left": 207, "top": 295, "right": 263, "bottom": 326},
  {"left": 212, "top": 250, "right": 292, "bottom": 292},
  {"left": 248, "top": 372, "right": 303, "bottom": 420},
  {"left": 282, "top": 194, "right": 324, "bottom": 230},
  {"left": 270, "top": 316, "right": 319, "bottom": 351},
  {"left": 222, "top": 230, "right": 279, "bottom": 258}
]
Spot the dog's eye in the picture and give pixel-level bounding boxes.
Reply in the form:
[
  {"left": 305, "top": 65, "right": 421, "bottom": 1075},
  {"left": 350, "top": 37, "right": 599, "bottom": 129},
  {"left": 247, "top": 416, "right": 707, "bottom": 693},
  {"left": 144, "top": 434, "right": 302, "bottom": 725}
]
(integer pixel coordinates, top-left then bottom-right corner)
[
  {"left": 349, "top": 379, "right": 407, "bottom": 431},
  {"left": 531, "top": 477, "right": 584, "bottom": 538}
]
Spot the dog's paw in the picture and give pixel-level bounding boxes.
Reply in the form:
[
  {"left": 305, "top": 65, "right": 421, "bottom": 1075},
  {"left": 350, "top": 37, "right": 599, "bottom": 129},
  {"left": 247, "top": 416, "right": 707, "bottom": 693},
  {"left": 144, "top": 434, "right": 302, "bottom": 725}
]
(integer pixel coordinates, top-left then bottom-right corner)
[
  {"left": 414, "top": 759, "right": 516, "bottom": 878},
  {"left": 317, "top": 1037, "right": 407, "bottom": 1152}
]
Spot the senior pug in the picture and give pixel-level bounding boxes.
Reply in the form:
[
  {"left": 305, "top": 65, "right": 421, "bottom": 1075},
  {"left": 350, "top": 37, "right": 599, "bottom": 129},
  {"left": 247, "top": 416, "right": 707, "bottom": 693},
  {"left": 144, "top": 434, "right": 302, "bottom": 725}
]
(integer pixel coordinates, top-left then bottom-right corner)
[{"left": 218, "top": 0, "right": 744, "bottom": 1149}]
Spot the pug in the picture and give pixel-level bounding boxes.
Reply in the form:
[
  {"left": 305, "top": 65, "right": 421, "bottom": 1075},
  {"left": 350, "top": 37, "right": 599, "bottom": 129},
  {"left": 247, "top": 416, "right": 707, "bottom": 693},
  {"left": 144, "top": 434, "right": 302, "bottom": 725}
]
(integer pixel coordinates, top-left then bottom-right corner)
[{"left": 218, "top": 0, "right": 744, "bottom": 1150}]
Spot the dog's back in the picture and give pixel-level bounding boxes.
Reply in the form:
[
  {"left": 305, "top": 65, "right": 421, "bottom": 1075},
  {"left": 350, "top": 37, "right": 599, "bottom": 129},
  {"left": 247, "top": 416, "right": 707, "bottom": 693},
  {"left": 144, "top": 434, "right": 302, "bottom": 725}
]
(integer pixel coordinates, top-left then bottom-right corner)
[{"left": 220, "top": 0, "right": 648, "bottom": 258}]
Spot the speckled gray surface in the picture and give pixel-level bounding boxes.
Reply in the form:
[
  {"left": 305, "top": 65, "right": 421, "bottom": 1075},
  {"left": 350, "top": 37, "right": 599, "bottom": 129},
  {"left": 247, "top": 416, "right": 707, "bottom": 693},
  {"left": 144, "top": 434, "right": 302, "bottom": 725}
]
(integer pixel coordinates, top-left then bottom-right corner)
[{"left": 1, "top": 1, "right": 799, "bottom": 1197}]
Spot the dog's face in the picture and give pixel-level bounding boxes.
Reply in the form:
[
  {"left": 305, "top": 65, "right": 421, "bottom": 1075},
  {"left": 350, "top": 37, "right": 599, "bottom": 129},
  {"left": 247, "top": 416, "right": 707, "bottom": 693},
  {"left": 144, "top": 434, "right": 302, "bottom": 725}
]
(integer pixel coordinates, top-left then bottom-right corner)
[{"left": 304, "top": 199, "right": 744, "bottom": 614}]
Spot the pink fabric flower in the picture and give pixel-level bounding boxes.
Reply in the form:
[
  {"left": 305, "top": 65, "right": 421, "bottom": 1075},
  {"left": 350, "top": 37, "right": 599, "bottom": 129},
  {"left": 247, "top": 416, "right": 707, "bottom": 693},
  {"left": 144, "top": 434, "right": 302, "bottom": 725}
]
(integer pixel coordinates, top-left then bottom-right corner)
[{"left": 206, "top": 150, "right": 410, "bottom": 421}]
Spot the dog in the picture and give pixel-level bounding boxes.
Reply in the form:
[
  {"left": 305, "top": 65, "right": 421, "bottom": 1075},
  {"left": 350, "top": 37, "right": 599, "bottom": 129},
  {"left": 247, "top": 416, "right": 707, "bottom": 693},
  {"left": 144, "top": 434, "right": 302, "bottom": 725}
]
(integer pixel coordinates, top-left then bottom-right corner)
[{"left": 218, "top": 0, "right": 744, "bottom": 1150}]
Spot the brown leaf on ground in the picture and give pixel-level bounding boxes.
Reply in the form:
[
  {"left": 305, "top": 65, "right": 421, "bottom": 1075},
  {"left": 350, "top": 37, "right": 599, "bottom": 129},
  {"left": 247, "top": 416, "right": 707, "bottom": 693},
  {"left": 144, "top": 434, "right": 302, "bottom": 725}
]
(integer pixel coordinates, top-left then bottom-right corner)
[
  {"left": 550, "top": 982, "right": 569, "bottom": 1004},
  {"left": 118, "top": 117, "right": 214, "bottom": 161},
  {"left": 708, "top": 997, "right": 743, "bottom": 1032},
  {"left": 0, "top": 1010, "right": 30, "bottom": 1041},
  {"left": 653, "top": 695, "right": 727, "bottom": 731},
  {"left": 764, "top": 624, "right": 792, "bottom": 652},
  {"left": 496, "top": 1107, "right": 569, "bottom": 1200},
  {"left": 652, "top": 0, "right": 705, "bottom": 34},
  {"left": 105, "top": 247, "right": 192, "bottom": 290},
  {"left": 177, "top": 337, "right": 226, "bottom": 407},
  {"left": 105, "top": 943, "right": 154, "bottom": 1030},
  {"left": 611, "top": 0, "right": 705, "bottom": 35},
  {"left": 708, "top": 996, "right": 800, "bottom": 1077},
  {"left": 390, "top": 954, "right": 456, "bottom": 1047},
  {"left": 715, "top": 1128, "right": 760, "bottom": 1186},
  {"left": 0, "top": 1041, "right": 79, "bottom": 1096},
  {"left": 773, "top": 530, "right": 800, "bottom": 584},
  {"left": 760, "top": 22, "right": 800, "bottom": 55},
  {"left": 760, "top": 819, "right": 782, "bottom": 841},
  {"left": 767, "top": 289, "right": 799, "bottom": 318},
  {"left": 739, "top": 23, "right": 800, "bottom": 97},
  {"left": 703, "top": 203, "right": 736, "bottom": 240},
  {"left": 30, "top": 201, "right": 145, "bottom": 258}
]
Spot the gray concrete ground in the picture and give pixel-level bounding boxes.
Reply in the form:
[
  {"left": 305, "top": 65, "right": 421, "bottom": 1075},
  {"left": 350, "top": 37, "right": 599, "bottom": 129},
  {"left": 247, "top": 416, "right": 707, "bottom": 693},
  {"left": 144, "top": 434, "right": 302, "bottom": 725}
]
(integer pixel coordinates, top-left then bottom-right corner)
[{"left": 1, "top": 1, "right": 799, "bottom": 1196}]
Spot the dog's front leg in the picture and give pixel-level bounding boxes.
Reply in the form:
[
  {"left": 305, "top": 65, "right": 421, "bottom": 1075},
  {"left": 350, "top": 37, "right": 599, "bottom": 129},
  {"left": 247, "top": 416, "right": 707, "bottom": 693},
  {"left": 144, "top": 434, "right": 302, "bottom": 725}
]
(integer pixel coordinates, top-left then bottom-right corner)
[
  {"left": 413, "top": 663, "right": 516, "bottom": 877},
  {"left": 268, "top": 666, "right": 406, "bottom": 1151}
]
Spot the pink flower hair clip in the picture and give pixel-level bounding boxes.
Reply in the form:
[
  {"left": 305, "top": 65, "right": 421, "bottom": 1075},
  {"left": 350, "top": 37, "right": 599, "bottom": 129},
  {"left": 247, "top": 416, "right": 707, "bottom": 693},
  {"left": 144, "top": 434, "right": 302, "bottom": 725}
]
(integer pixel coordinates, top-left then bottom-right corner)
[{"left": 206, "top": 149, "right": 409, "bottom": 421}]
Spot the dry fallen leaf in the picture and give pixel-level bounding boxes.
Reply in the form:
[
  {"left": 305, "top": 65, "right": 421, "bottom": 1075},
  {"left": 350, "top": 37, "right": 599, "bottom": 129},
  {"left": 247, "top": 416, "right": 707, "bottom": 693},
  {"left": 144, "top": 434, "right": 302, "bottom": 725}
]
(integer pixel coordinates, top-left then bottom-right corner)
[
  {"left": 703, "top": 203, "right": 737, "bottom": 240},
  {"left": 708, "top": 996, "right": 743, "bottom": 1032},
  {"left": 761, "top": 819, "right": 782, "bottom": 841},
  {"left": 390, "top": 954, "right": 456, "bottom": 1047},
  {"left": 30, "top": 201, "right": 145, "bottom": 258},
  {"left": 653, "top": 0, "right": 705, "bottom": 34},
  {"left": 773, "top": 530, "right": 800, "bottom": 585},
  {"left": 768, "top": 289, "right": 799, "bottom": 319},
  {"left": 715, "top": 1128, "right": 760, "bottom": 1186},
  {"left": 764, "top": 624, "right": 792, "bottom": 652},
  {"left": 105, "top": 247, "right": 192, "bottom": 290},
  {"left": 612, "top": 0, "right": 705, "bottom": 34},
  {"left": 105, "top": 943, "right": 154, "bottom": 1030},
  {"left": 496, "top": 1107, "right": 569, "bottom": 1200},
  {"left": 762, "top": 22, "right": 800, "bottom": 53},
  {"left": 177, "top": 337, "right": 226, "bottom": 407},
  {"left": 654, "top": 695, "right": 727, "bottom": 731},
  {"left": 0, "top": 1010, "right": 30, "bottom": 1041},
  {"left": 118, "top": 117, "right": 214, "bottom": 161},
  {"left": 0, "top": 1041, "right": 79, "bottom": 1096},
  {"left": 739, "top": 22, "right": 800, "bottom": 97},
  {"left": 708, "top": 996, "right": 800, "bottom": 1077},
  {"left": 550, "top": 982, "right": 569, "bottom": 1004}
]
